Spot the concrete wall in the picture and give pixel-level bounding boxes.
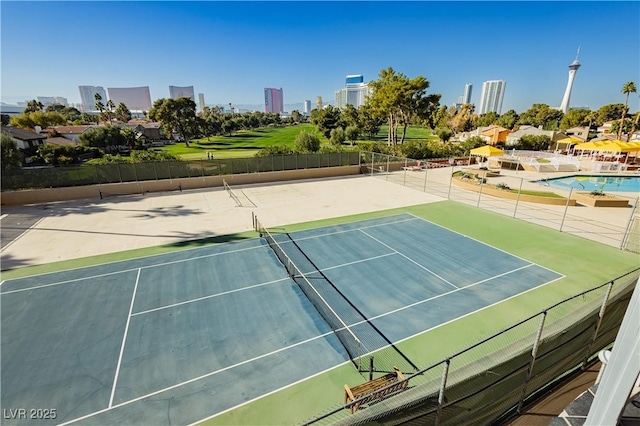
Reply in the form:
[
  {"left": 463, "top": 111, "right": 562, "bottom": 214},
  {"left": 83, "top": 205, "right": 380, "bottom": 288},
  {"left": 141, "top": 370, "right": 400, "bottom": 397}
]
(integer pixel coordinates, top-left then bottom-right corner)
[{"left": 0, "top": 166, "right": 361, "bottom": 206}]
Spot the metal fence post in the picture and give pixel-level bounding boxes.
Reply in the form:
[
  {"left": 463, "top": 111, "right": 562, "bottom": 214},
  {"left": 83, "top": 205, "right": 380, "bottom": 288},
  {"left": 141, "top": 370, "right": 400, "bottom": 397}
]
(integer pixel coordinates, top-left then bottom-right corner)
[
  {"left": 403, "top": 158, "right": 408, "bottom": 185},
  {"left": 582, "top": 281, "right": 615, "bottom": 370},
  {"left": 371, "top": 152, "right": 375, "bottom": 176},
  {"left": 517, "top": 312, "right": 547, "bottom": 413},
  {"left": 423, "top": 164, "right": 428, "bottom": 192},
  {"left": 477, "top": 173, "right": 485, "bottom": 207},
  {"left": 620, "top": 196, "right": 639, "bottom": 250},
  {"left": 560, "top": 187, "right": 574, "bottom": 232},
  {"left": 435, "top": 359, "right": 450, "bottom": 426},
  {"left": 117, "top": 163, "right": 123, "bottom": 183},
  {"left": 513, "top": 177, "right": 524, "bottom": 218},
  {"left": 447, "top": 168, "right": 454, "bottom": 200}
]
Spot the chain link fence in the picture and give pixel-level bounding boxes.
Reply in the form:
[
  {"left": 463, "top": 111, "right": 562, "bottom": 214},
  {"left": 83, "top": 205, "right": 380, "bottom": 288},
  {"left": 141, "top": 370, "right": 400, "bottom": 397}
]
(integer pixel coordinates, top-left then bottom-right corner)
[
  {"left": 302, "top": 268, "right": 640, "bottom": 425},
  {"left": 0, "top": 152, "right": 361, "bottom": 191},
  {"left": 360, "top": 152, "right": 640, "bottom": 253}
]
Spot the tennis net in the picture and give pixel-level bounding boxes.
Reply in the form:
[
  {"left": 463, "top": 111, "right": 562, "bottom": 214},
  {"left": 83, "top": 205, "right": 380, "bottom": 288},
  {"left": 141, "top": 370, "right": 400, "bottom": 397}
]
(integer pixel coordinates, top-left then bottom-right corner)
[
  {"left": 223, "top": 179, "right": 242, "bottom": 207},
  {"left": 255, "top": 217, "right": 367, "bottom": 370}
]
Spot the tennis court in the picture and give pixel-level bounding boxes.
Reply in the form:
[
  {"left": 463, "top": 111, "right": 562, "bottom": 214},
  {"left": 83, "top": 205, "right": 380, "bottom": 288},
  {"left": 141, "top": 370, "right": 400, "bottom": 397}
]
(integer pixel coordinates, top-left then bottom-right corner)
[{"left": 1, "top": 213, "right": 563, "bottom": 425}]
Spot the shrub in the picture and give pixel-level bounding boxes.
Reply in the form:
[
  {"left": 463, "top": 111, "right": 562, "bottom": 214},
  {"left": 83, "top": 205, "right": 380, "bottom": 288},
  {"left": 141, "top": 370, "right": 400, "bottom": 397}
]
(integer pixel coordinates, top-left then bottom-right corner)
[
  {"left": 329, "top": 127, "right": 346, "bottom": 145},
  {"left": 294, "top": 131, "right": 321, "bottom": 153}
]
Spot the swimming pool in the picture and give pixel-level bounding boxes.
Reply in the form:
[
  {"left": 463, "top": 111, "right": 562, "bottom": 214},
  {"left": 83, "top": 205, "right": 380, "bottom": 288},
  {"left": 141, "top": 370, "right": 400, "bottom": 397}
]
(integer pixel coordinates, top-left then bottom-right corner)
[{"left": 535, "top": 175, "right": 640, "bottom": 192}]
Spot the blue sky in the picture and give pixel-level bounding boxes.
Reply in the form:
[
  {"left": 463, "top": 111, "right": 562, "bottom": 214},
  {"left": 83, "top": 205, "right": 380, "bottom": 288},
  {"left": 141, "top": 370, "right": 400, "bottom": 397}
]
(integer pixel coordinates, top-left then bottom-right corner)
[{"left": 1, "top": 1, "right": 638, "bottom": 113}]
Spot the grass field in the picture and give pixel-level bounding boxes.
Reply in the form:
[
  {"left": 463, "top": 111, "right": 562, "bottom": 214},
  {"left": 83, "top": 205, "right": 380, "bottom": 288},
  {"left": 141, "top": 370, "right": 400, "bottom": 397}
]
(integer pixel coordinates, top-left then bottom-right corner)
[
  {"left": 153, "top": 124, "right": 437, "bottom": 159},
  {"left": 154, "top": 124, "right": 325, "bottom": 159}
]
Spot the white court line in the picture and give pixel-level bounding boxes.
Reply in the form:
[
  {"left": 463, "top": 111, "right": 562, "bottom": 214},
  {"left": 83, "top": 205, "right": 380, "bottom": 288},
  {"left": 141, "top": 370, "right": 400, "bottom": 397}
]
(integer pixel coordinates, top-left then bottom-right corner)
[
  {"left": 405, "top": 212, "right": 564, "bottom": 277},
  {"left": 58, "top": 262, "right": 561, "bottom": 425},
  {"left": 197, "top": 263, "right": 558, "bottom": 425},
  {"left": 132, "top": 253, "right": 395, "bottom": 317},
  {"left": 109, "top": 269, "right": 141, "bottom": 408},
  {"left": 0, "top": 244, "right": 265, "bottom": 295},
  {"left": 0, "top": 269, "right": 138, "bottom": 295},
  {"left": 1, "top": 237, "right": 263, "bottom": 284},
  {"left": 280, "top": 215, "right": 419, "bottom": 244},
  {"left": 0, "top": 214, "right": 7, "bottom": 220},
  {"left": 359, "top": 228, "right": 459, "bottom": 289},
  {"left": 318, "top": 252, "right": 397, "bottom": 273},
  {"left": 58, "top": 330, "right": 335, "bottom": 425},
  {"left": 131, "top": 277, "right": 290, "bottom": 317},
  {"left": 350, "top": 264, "right": 536, "bottom": 327}
]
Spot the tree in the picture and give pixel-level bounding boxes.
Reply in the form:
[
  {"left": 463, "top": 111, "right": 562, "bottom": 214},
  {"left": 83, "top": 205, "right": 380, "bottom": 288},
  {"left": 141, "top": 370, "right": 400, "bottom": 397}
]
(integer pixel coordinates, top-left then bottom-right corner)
[
  {"left": 473, "top": 111, "right": 499, "bottom": 129},
  {"left": 367, "top": 67, "right": 440, "bottom": 146},
  {"left": 329, "top": 127, "right": 346, "bottom": 145},
  {"left": 345, "top": 126, "right": 360, "bottom": 146},
  {"left": 121, "top": 127, "right": 146, "bottom": 150},
  {"left": 495, "top": 109, "right": 519, "bottom": 130},
  {"left": 340, "top": 104, "right": 359, "bottom": 128},
  {"left": 1, "top": 133, "right": 22, "bottom": 169},
  {"left": 148, "top": 97, "right": 198, "bottom": 146},
  {"left": 449, "top": 104, "right": 475, "bottom": 132},
  {"left": 310, "top": 105, "right": 342, "bottom": 138},
  {"left": 9, "top": 111, "right": 66, "bottom": 129},
  {"left": 430, "top": 105, "right": 449, "bottom": 129},
  {"left": 459, "top": 136, "right": 486, "bottom": 155},
  {"left": 94, "top": 93, "right": 105, "bottom": 122},
  {"left": 627, "top": 112, "right": 640, "bottom": 142},
  {"left": 434, "top": 127, "right": 453, "bottom": 143},
  {"left": 294, "top": 130, "right": 321, "bottom": 152},
  {"left": 358, "top": 104, "right": 382, "bottom": 140},
  {"left": 618, "top": 81, "right": 637, "bottom": 140},
  {"left": 518, "top": 134, "right": 551, "bottom": 151},
  {"left": 24, "top": 99, "right": 44, "bottom": 113},
  {"left": 559, "top": 109, "right": 590, "bottom": 130},
  {"left": 596, "top": 103, "right": 624, "bottom": 126},
  {"left": 518, "top": 103, "right": 563, "bottom": 129},
  {"left": 290, "top": 110, "right": 301, "bottom": 124},
  {"left": 1, "top": 114, "right": 11, "bottom": 126},
  {"left": 78, "top": 125, "right": 126, "bottom": 151},
  {"left": 114, "top": 102, "right": 131, "bottom": 122}
]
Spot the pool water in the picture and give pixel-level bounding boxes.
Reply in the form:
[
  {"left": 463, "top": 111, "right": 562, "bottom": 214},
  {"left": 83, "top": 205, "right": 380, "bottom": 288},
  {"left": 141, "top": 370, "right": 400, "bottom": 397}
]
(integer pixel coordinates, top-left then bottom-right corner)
[{"left": 535, "top": 175, "right": 640, "bottom": 192}]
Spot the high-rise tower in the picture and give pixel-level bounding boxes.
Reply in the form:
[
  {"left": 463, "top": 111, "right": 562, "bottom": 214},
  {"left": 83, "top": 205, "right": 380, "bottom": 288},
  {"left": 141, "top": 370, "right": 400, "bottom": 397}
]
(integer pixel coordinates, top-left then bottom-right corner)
[
  {"left": 478, "top": 80, "right": 506, "bottom": 115},
  {"left": 559, "top": 49, "right": 581, "bottom": 114},
  {"left": 463, "top": 83, "right": 473, "bottom": 104},
  {"left": 264, "top": 88, "right": 284, "bottom": 113}
]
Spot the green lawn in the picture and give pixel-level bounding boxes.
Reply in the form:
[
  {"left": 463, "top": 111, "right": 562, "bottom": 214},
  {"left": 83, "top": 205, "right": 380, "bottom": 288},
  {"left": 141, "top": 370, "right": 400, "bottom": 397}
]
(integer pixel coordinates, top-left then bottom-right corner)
[
  {"left": 154, "top": 124, "right": 326, "bottom": 159},
  {"left": 153, "top": 124, "right": 437, "bottom": 159}
]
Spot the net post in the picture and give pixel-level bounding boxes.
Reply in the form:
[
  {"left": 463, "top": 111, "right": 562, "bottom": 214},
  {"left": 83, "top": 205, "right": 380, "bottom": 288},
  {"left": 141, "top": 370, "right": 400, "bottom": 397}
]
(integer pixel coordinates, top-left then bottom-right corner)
[
  {"left": 517, "top": 311, "right": 547, "bottom": 414},
  {"left": 369, "top": 356, "right": 374, "bottom": 381}
]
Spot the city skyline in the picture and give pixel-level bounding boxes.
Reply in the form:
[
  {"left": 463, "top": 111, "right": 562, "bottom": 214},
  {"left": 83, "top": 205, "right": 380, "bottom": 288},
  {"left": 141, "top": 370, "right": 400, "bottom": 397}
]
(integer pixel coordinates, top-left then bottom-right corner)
[{"left": 1, "top": 2, "right": 638, "bottom": 114}]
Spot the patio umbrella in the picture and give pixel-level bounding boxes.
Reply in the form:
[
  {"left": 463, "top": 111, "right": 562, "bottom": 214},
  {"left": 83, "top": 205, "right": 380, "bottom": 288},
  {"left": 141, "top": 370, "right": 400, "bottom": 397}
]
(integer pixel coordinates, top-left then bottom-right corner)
[
  {"left": 469, "top": 145, "right": 504, "bottom": 167},
  {"left": 470, "top": 145, "right": 504, "bottom": 157},
  {"left": 556, "top": 136, "right": 583, "bottom": 153}
]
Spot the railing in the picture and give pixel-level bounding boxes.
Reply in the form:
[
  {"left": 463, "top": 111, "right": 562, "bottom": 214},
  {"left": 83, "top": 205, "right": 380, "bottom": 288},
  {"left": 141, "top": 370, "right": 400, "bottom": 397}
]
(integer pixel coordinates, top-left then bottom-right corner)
[
  {"left": 302, "top": 269, "right": 640, "bottom": 425},
  {"left": 0, "top": 152, "right": 361, "bottom": 191},
  {"left": 360, "top": 151, "right": 640, "bottom": 253}
]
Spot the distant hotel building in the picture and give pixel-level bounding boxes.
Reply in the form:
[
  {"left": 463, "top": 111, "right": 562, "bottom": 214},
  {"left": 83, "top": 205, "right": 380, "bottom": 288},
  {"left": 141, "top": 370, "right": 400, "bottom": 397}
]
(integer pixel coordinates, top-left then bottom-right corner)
[
  {"left": 463, "top": 83, "right": 473, "bottom": 104},
  {"left": 264, "top": 88, "right": 284, "bottom": 114},
  {"left": 478, "top": 80, "right": 506, "bottom": 115},
  {"left": 78, "top": 85, "right": 107, "bottom": 112},
  {"left": 335, "top": 74, "right": 371, "bottom": 109},
  {"left": 107, "top": 86, "right": 152, "bottom": 111},
  {"left": 303, "top": 100, "right": 311, "bottom": 115},
  {"left": 37, "top": 96, "right": 68, "bottom": 107},
  {"left": 169, "top": 85, "right": 195, "bottom": 101},
  {"left": 198, "top": 93, "right": 205, "bottom": 112}
]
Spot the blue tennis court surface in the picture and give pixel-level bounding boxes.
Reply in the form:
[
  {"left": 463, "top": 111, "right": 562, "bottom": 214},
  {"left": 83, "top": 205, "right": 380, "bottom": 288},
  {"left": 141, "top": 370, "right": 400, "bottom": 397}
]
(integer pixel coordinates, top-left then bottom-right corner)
[{"left": 1, "top": 213, "right": 562, "bottom": 425}]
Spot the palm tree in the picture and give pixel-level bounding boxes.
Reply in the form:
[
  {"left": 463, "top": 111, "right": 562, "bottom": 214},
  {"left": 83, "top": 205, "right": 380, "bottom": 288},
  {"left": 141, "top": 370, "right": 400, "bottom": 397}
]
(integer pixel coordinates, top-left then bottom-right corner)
[{"left": 617, "top": 81, "right": 637, "bottom": 140}]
